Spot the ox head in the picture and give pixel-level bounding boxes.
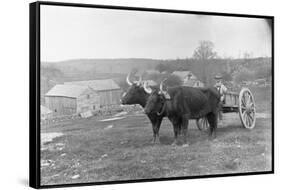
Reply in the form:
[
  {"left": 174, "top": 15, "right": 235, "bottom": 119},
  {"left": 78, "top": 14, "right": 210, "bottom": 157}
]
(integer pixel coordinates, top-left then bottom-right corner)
[
  {"left": 121, "top": 73, "right": 148, "bottom": 106},
  {"left": 144, "top": 79, "right": 168, "bottom": 115}
]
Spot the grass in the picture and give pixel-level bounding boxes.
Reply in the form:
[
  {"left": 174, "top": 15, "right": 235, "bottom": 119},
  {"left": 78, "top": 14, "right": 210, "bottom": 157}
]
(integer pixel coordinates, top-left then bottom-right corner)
[{"left": 40, "top": 108, "right": 272, "bottom": 186}]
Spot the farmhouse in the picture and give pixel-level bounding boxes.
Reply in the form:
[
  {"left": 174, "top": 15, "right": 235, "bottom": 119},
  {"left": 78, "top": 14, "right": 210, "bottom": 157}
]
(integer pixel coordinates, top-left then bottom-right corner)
[
  {"left": 64, "top": 79, "right": 122, "bottom": 109},
  {"left": 45, "top": 84, "right": 99, "bottom": 116},
  {"left": 172, "top": 71, "right": 204, "bottom": 87}
]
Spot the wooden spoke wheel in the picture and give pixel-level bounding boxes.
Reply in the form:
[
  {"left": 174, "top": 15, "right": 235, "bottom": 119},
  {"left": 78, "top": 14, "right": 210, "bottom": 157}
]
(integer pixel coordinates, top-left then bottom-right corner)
[
  {"left": 196, "top": 117, "right": 209, "bottom": 131},
  {"left": 238, "top": 88, "right": 256, "bottom": 129}
]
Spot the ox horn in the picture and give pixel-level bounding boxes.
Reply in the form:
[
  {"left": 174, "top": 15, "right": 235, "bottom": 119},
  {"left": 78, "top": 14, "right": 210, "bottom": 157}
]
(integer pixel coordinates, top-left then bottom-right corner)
[
  {"left": 143, "top": 81, "right": 152, "bottom": 94},
  {"left": 160, "top": 79, "right": 168, "bottom": 94},
  {"left": 126, "top": 73, "right": 133, "bottom": 86}
]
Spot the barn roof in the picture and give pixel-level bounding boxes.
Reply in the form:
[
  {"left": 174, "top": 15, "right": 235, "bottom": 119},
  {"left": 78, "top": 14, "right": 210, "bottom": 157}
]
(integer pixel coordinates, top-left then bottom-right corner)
[
  {"left": 65, "top": 79, "right": 120, "bottom": 91},
  {"left": 45, "top": 84, "right": 89, "bottom": 98}
]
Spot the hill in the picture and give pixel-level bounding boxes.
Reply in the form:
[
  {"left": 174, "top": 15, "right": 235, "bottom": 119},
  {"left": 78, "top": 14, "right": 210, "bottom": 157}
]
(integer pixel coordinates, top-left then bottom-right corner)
[{"left": 42, "top": 58, "right": 162, "bottom": 77}]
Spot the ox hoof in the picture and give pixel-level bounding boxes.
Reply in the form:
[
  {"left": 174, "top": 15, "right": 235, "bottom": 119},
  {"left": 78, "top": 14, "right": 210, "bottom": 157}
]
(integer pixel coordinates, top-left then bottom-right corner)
[
  {"left": 208, "top": 136, "right": 217, "bottom": 141},
  {"left": 182, "top": 143, "right": 189, "bottom": 147},
  {"left": 154, "top": 139, "right": 161, "bottom": 145},
  {"left": 212, "top": 138, "right": 218, "bottom": 142},
  {"left": 150, "top": 139, "right": 160, "bottom": 145}
]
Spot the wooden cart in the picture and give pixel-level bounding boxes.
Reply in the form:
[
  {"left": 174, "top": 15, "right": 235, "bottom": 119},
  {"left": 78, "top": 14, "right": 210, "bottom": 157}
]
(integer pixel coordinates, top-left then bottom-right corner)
[{"left": 197, "top": 88, "right": 256, "bottom": 130}]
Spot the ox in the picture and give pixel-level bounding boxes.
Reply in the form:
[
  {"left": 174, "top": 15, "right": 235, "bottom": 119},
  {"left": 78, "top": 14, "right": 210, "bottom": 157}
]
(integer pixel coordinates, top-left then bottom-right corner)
[
  {"left": 144, "top": 80, "right": 221, "bottom": 145},
  {"left": 121, "top": 73, "right": 163, "bottom": 144}
]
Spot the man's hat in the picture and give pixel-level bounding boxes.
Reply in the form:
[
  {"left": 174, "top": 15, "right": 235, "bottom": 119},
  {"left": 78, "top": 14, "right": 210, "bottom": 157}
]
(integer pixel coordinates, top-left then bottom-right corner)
[{"left": 214, "top": 74, "right": 222, "bottom": 79}]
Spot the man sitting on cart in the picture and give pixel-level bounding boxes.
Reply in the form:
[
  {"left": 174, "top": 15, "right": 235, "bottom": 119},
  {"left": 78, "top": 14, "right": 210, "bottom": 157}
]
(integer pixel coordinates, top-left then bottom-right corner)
[
  {"left": 214, "top": 74, "right": 227, "bottom": 124},
  {"left": 214, "top": 74, "right": 227, "bottom": 103}
]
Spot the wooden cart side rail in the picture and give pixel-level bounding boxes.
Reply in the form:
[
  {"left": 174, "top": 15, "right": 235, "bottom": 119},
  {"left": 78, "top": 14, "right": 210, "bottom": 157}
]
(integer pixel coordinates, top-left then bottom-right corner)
[
  {"left": 224, "top": 91, "right": 239, "bottom": 107},
  {"left": 225, "top": 91, "right": 239, "bottom": 96}
]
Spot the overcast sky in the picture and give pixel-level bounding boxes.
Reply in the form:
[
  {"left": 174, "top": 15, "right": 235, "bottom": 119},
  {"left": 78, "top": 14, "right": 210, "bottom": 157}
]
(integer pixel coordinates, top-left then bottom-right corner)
[{"left": 41, "top": 5, "right": 272, "bottom": 62}]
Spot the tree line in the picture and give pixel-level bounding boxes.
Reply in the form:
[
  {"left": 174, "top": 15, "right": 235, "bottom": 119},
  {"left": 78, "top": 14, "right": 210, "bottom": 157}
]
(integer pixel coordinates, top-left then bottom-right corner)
[{"left": 154, "top": 41, "right": 271, "bottom": 86}]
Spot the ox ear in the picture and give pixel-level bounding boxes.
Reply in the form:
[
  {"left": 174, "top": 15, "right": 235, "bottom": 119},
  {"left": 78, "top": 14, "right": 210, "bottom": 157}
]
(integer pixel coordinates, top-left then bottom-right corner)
[
  {"left": 163, "top": 93, "right": 171, "bottom": 100},
  {"left": 122, "top": 92, "right": 127, "bottom": 97},
  {"left": 158, "top": 90, "right": 171, "bottom": 100}
]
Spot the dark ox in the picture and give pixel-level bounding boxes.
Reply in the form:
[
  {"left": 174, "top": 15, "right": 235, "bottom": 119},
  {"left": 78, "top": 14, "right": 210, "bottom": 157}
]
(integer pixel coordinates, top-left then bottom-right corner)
[
  {"left": 144, "top": 80, "right": 221, "bottom": 145},
  {"left": 121, "top": 73, "right": 163, "bottom": 143}
]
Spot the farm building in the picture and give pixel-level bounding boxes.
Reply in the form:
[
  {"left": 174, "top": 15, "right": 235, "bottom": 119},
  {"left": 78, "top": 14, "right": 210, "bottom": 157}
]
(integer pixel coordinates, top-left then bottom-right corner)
[
  {"left": 40, "top": 105, "right": 53, "bottom": 120},
  {"left": 172, "top": 71, "right": 204, "bottom": 87},
  {"left": 45, "top": 84, "right": 100, "bottom": 116},
  {"left": 64, "top": 79, "right": 122, "bottom": 109},
  {"left": 184, "top": 79, "right": 204, "bottom": 87},
  {"left": 40, "top": 76, "right": 58, "bottom": 104},
  {"left": 143, "top": 80, "right": 157, "bottom": 86}
]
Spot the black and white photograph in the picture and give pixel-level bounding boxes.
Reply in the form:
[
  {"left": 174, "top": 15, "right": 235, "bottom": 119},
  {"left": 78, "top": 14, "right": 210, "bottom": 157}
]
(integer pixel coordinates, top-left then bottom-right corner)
[{"left": 31, "top": 2, "right": 273, "bottom": 188}]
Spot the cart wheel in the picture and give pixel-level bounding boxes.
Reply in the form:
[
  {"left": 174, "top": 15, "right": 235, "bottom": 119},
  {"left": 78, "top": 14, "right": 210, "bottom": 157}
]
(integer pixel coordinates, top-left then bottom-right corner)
[
  {"left": 196, "top": 117, "right": 209, "bottom": 131},
  {"left": 238, "top": 88, "right": 256, "bottom": 129}
]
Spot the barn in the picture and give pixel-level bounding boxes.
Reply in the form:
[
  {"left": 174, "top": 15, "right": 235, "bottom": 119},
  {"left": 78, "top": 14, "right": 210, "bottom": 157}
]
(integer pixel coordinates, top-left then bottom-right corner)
[
  {"left": 64, "top": 79, "right": 122, "bottom": 109},
  {"left": 45, "top": 84, "right": 100, "bottom": 116},
  {"left": 40, "top": 105, "right": 53, "bottom": 120}
]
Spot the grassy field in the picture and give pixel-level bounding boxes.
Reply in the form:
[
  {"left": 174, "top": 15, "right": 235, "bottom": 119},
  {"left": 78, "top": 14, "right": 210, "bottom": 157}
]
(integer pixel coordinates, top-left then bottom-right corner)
[{"left": 40, "top": 106, "right": 272, "bottom": 186}]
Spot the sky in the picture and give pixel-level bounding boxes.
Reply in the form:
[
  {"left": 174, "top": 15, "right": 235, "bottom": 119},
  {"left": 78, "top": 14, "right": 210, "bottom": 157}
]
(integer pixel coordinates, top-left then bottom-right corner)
[{"left": 41, "top": 5, "right": 272, "bottom": 62}]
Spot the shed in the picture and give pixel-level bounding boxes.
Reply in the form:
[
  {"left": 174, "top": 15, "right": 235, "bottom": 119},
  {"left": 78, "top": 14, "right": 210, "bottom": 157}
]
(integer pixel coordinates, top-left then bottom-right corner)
[
  {"left": 45, "top": 84, "right": 100, "bottom": 116},
  {"left": 64, "top": 79, "right": 122, "bottom": 109}
]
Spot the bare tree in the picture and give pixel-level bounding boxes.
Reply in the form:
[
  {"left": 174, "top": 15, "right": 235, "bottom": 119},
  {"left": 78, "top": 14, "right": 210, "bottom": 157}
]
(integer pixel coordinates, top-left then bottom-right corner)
[
  {"left": 192, "top": 41, "right": 217, "bottom": 85},
  {"left": 193, "top": 41, "right": 217, "bottom": 60}
]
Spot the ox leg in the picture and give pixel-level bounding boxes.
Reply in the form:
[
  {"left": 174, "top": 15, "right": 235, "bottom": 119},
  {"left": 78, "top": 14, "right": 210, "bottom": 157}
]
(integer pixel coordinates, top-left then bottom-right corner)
[
  {"left": 152, "top": 125, "right": 158, "bottom": 143},
  {"left": 171, "top": 117, "right": 181, "bottom": 146},
  {"left": 148, "top": 116, "right": 157, "bottom": 143},
  {"left": 181, "top": 118, "right": 189, "bottom": 146},
  {"left": 172, "top": 125, "right": 179, "bottom": 146},
  {"left": 207, "top": 113, "right": 217, "bottom": 139},
  {"left": 154, "top": 117, "right": 163, "bottom": 144},
  {"left": 149, "top": 116, "right": 162, "bottom": 144}
]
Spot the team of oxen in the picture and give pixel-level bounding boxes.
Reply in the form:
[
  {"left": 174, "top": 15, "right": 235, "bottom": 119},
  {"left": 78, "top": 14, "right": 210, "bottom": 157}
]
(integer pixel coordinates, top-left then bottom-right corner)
[{"left": 121, "top": 73, "right": 221, "bottom": 146}]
